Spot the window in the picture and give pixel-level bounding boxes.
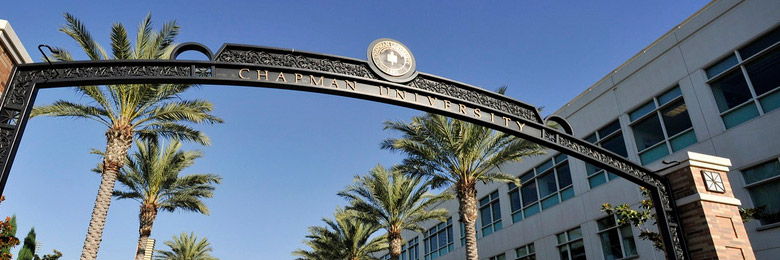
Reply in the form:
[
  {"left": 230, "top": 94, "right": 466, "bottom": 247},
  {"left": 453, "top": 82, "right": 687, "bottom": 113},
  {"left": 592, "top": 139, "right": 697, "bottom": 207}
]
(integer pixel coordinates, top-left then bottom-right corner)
[
  {"left": 488, "top": 254, "right": 506, "bottom": 260},
  {"left": 515, "top": 243, "right": 535, "bottom": 260},
  {"left": 597, "top": 216, "right": 638, "bottom": 260},
  {"left": 424, "top": 218, "right": 453, "bottom": 260},
  {"left": 508, "top": 154, "right": 573, "bottom": 222},
  {"left": 402, "top": 237, "right": 419, "bottom": 260},
  {"left": 742, "top": 158, "right": 780, "bottom": 225},
  {"left": 480, "top": 191, "right": 502, "bottom": 236},
  {"left": 584, "top": 120, "right": 627, "bottom": 189},
  {"left": 558, "top": 227, "right": 586, "bottom": 260},
  {"left": 381, "top": 254, "right": 391, "bottom": 260},
  {"left": 629, "top": 86, "right": 696, "bottom": 164},
  {"left": 707, "top": 27, "right": 780, "bottom": 129}
]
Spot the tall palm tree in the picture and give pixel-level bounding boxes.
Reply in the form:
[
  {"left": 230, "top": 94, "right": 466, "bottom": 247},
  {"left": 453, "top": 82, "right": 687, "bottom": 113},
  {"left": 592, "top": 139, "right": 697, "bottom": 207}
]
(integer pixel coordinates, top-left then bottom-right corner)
[
  {"left": 154, "top": 232, "right": 217, "bottom": 260},
  {"left": 338, "top": 165, "right": 452, "bottom": 260},
  {"left": 97, "top": 139, "right": 221, "bottom": 260},
  {"left": 382, "top": 113, "right": 544, "bottom": 260},
  {"left": 293, "top": 208, "right": 387, "bottom": 260},
  {"left": 31, "top": 13, "right": 223, "bottom": 260}
]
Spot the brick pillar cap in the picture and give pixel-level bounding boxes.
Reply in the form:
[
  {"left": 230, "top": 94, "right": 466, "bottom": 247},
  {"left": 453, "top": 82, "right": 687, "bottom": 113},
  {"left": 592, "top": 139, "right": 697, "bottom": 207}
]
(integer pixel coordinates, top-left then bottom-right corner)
[
  {"left": 656, "top": 151, "right": 731, "bottom": 176},
  {"left": 0, "top": 20, "right": 33, "bottom": 64}
]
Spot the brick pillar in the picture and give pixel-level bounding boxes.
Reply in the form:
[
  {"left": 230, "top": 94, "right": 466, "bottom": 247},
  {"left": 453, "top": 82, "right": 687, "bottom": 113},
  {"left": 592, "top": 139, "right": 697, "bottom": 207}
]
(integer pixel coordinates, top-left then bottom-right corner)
[{"left": 659, "top": 152, "right": 755, "bottom": 259}]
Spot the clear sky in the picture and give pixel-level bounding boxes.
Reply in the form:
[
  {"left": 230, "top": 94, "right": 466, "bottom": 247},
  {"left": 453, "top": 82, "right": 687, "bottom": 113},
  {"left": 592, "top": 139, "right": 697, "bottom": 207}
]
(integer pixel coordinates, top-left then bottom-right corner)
[{"left": 2, "top": 1, "right": 709, "bottom": 259}]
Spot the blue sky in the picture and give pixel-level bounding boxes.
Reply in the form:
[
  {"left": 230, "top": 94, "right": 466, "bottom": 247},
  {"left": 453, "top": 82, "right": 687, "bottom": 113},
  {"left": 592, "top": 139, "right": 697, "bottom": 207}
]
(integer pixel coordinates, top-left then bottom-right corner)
[{"left": 2, "top": 1, "right": 709, "bottom": 259}]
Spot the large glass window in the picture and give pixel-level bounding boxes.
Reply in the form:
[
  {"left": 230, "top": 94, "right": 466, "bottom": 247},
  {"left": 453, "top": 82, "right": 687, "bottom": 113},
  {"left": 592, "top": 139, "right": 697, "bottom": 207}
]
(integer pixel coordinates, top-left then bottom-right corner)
[
  {"left": 742, "top": 158, "right": 780, "bottom": 225},
  {"left": 597, "top": 216, "right": 638, "bottom": 260},
  {"left": 584, "top": 120, "right": 627, "bottom": 189},
  {"left": 629, "top": 86, "right": 696, "bottom": 164},
  {"left": 508, "top": 154, "right": 573, "bottom": 222},
  {"left": 423, "top": 218, "right": 453, "bottom": 260},
  {"left": 479, "top": 191, "right": 502, "bottom": 236},
  {"left": 488, "top": 254, "right": 506, "bottom": 260},
  {"left": 401, "top": 237, "right": 419, "bottom": 260},
  {"left": 557, "top": 227, "right": 586, "bottom": 260},
  {"left": 515, "top": 243, "right": 535, "bottom": 260},
  {"left": 707, "top": 27, "right": 780, "bottom": 128}
]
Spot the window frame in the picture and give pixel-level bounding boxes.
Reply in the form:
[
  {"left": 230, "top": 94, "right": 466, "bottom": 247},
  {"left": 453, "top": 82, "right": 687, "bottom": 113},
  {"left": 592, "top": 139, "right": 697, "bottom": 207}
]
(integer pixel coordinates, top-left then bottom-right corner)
[
  {"left": 479, "top": 190, "right": 503, "bottom": 237},
  {"left": 628, "top": 86, "right": 696, "bottom": 165},
  {"left": 515, "top": 242, "right": 536, "bottom": 260},
  {"left": 596, "top": 215, "right": 638, "bottom": 259},
  {"left": 585, "top": 120, "right": 626, "bottom": 189},
  {"left": 706, "top": 27, "right": 780, "bottom": 129},
  {"left": 557, "top": 227, "right": 586, "bottom": 260},
  {"left": 741, "top": 157, "right": 780, "bottom": 226},
  {"left": 423, "top": 217, "right": 454, "bottom": 260},
  {"left": 507, "top": 154, "right": 573, "bottom": 223}
]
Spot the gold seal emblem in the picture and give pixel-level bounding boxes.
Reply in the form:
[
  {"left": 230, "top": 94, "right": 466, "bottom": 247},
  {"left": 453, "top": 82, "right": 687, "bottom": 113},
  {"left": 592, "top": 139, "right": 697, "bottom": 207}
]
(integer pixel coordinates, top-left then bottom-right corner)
[{"left": 370, "top": 40, "right": 414, "bottom": 77}]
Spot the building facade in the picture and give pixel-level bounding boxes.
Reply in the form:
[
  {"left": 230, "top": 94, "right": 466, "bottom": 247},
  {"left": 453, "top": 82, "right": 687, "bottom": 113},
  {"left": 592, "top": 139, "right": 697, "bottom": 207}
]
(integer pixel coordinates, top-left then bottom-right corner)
[
  {"left": 381, "top": 0, "right": 780, "bottom": 259},
  {"left": 0, "top": 19, "right": 32, "bottom": 93}
]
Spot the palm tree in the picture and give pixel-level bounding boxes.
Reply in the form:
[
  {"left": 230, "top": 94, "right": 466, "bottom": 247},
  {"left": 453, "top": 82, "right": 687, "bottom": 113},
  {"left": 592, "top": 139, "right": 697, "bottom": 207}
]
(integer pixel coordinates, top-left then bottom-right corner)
[
  {"left": 382, "top": 113, "right": 544, "bottom": 260},
  {"left": 338, "top": 165, "right": 452, "bottom": 260},
  {"left": 293, "top": 208, "right": 386, "bottom": 260},
  {"left": 97, "top": 139, "right": 221, "bottom": 260},
  {"left": 31, "top": 13, "right": 223, "bottom": 260},
  {"left": 154, "top": 232, "right": 217, "bottom": 260}
]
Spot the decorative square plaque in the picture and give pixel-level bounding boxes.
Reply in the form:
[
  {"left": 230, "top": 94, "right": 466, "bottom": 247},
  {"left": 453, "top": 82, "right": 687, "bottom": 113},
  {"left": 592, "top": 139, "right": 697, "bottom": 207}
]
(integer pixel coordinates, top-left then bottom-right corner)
[{"left": 701, "top": 170, "right": 726, "bottom": 193}]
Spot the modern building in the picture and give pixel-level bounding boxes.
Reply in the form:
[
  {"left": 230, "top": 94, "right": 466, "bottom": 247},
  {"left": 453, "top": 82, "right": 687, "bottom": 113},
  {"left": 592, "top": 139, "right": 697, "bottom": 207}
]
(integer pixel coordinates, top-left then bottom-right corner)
[
  {"left": 0, "top": 19, "right": 32, "bottom": 94},
  {"left": 380, "top": 0, "right": 780, "bottom": 259}
]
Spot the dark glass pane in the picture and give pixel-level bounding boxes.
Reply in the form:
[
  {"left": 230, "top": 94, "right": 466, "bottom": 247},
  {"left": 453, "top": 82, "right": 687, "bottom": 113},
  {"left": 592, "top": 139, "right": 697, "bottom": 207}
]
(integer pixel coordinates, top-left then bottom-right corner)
[
  {"left": 447, "top": 226, "right": 453, "bottom": 242},
  {"left": 597, "top": 217, "right": 617, "bottom": 230},
  {"left": 739, "top": 27, "right": 780, "bottom": 59},
  {"left": 557, "top": 164, "right": 573, "bottom": 188},
  {"left": 480, "top": 207, "right": 492, "bottom": 226},
  {"left": 598, "top": 120, "right": 621, "bottom": 138},
  {"left": 479, "top": 196, "right": 490, "bottom": 207},
  {"left": 585, "top": 134, "right": 598, "bottom": 143},
  {"left": 600, "top": 230, "right": 624, "bottom": 259},
  {"left": 570, "top": 240, "right": 587, "bottom": 260},
  {"left": 745, "top": 49, "right": 780, "bottom": 96},
  {"left": 658, "top": 86, "right": 683, "bottom": 105},
  {"left": 538, "top": 172, "right": 558, "bottom": 197},
  {"left": 743, "top": 160, "right": 780, "bottom": 184},
  {"left": 490, "top": 191, "right": 499, "bottom": 200},
  {"left": 632, "top": 113, "right": 664, "bottom": 150},
  {"left": 629, "top": 101, "right": 656, "bottom": 122},
  {"left": 711, "top": 70, "right": 752, "bottom": 112},
  {"left": 555, "top": 153, "right": 568, "bottom": 164},
  {"left": 748, "top": 179, "right": 780, "bottom": 225},
  {"left": 509, "top": 190, "right": 522, "bottom": 212},
  {"left": 492, "top": 202, "right": 501, "bottom": 223},
  {"left": 601, "top": 133, "right": 628, "bottom": 158},
  {"left": 537, "top": 159, "right": 554, "bottom": 173},
  {"left": 559, "top": 247, "right": 570, "bottom": 260},
  {"left": 521, "top": 182, "right": 538, "bottom": 205},
  {"left": 508, "top": 182, "right": 517, "bottom": 190},
  {"left": 586, "top": 163, "right": 601, "bottom": 175},
  {"left": 521, "top": 171, "right": 535, "bottom": 183},
  {"left": 661, "top": 100, "right": 693, "bottom": 136},
  {"left": 706, "top": 54, "right": 739, "bottom": 78}
]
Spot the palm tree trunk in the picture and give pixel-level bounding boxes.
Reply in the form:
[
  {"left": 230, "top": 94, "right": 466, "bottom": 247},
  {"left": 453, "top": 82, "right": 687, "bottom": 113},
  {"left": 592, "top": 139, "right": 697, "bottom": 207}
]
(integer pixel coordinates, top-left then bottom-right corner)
[
  {"left": 135, "top": 203, "right": 158, "bottom": 260},
  {"left": 457, "top": 180, "right": 479, "bottom": 260},
  {"left": 81, "top": 126, "right": 133, "bottom": 260},
  {"left": 389, "top": 230, "right": 402, "bottom": 260}
]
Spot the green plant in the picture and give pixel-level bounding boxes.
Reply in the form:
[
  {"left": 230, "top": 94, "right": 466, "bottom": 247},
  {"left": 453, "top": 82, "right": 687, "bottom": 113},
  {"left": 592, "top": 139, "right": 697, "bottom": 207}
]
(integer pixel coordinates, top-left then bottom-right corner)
[
  {"left": 154, "top": 233, "right": 217, "bottom": 260},
  {"left": 601, "top": 187, "right": 662, "bottom": 251},
  {"left": 338, "top": 165, "right": 452, "bottom": 260},
  {"left": 16, "top": 228, "right": 35, "bottom": 260},
  {"left": 293, "top": 208, "right": 386, "bottom": 260},
  {"left": 33, "top": 13, "right": 223, "bottom": 260}
]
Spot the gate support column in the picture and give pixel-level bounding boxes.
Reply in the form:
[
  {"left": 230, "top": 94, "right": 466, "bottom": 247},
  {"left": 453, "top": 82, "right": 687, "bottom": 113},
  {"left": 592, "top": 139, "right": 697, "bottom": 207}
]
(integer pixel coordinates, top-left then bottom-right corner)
[{"left": 658, "top": 152, "right": 755, "bottom": 260}]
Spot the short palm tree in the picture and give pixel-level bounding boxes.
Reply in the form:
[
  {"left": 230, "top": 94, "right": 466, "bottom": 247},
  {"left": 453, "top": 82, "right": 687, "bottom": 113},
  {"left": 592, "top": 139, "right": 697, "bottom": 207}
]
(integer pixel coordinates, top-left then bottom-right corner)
[
  {"left": 31, "top": 13, "right": 223, "bottom": 260},
  {"left": 382, "top": 113, "right": 544, "bottom": 260},
  {"left": 98, "top": 139, "right": 221, "bottom": 260},
  {"left": 338, "top": 165, "right": 452, "bottom": 260},
  {"left": 293, "top": 208, "right": 386, "bottom": 260},
  {"left": 154, "top": 232, "right": 218, "bottom": 260}
]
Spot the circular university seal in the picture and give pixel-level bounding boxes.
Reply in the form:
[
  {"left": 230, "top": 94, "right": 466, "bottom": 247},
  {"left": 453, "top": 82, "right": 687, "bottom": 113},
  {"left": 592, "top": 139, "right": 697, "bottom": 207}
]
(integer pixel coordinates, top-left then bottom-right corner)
[{"left": 367, "top": 38, "right": 417, "bottom": 82}]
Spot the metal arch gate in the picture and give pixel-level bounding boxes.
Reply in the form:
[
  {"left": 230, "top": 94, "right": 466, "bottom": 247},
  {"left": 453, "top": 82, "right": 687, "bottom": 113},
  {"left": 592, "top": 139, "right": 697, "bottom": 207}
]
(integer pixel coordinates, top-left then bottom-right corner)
[{"left": 0, "top": 42, "right": 689, "bottom": 259}]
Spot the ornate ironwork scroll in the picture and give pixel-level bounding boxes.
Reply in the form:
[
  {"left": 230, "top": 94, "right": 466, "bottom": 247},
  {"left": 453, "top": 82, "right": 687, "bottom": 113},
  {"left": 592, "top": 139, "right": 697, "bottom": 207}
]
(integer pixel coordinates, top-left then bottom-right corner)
[{"left": 0, "top": 43, "right": 687, "bottom": 259}]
